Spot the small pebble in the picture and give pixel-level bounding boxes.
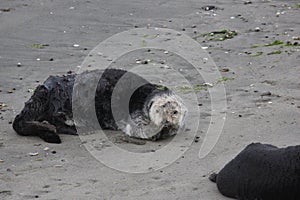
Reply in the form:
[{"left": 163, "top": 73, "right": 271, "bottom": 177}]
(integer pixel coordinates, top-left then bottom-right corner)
[
  {"left": 17, "top": 62, "right": 22, "bottom": 67},
  {"left": 0, "top": 159, "right": 4, "bottom": 163},
  {"left": 0, "top": 8, "right": 11, "bottom": 12},
  {"left": 244, "top": 1, "right": 252, "bottom": 4},
  {"left": 141, "top": 60, "right": 148, "bottom": 64},
  {"left": 202, "top": 5, "right": 216, "bottom": 11},
  {"left": 261, "top": 91, "right": 272, "bottom": 97},
  {"left": 29, "top": 152, "right": 39, "bottom": 156},
  {"left": 220, "top": 68, "right": 230, "bottom": 72},
  {"left": 43, "top": 147, "right": 50, "bottom": 151},
  {"left": 254, "top": 27, "right": 261, "bottom": 32},
  {"left": 73, "top": 44, "right": 80, "bottom": 47},
  {"left": 292, "top": 36, "right": 300, "bottom": 40},
  {"left": 51, "top": 150, "right": 56, "bottom": 154}
]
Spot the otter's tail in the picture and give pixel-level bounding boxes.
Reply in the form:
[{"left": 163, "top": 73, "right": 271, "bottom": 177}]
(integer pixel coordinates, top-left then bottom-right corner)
[{"left": 209, "top": 173, "right": 218, "bottom": 183}]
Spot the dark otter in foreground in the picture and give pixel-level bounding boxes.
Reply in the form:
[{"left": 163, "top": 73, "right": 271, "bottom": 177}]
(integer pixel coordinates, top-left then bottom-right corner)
[
  {"left": 13, "top": 68, "right": 186, "bottom": 143},
  {"left": 209, "top": 143, "right": 300, "bottom": 200}
]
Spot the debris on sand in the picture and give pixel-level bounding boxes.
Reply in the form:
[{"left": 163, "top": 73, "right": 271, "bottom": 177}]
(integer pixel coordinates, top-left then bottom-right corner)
[
  {"left": 29, "top": 44, "right": 49, "bottom": 49},
  {"left": 0, "top": 8, "right": 12, "bottom": 12},
  {"left": 243, "top": 1, "right": 252, "bottom": 5},
  {"left": 260, "top": 91, "right": 272, "bottom": 97},
  {"left": 201, "top": 5, "right": 221, "bottom": 11},
  {"left": 220, "top": 68, "right": 230, "bottom": 72},
  {"left": 216, "top": 77, "right": 234, "bottom": 83},
  {"left": 43, "top": 147, "right": 50, "bottom": 151},
  {"left": 7, "top": 88, "right": 15, "bottom": 94},
  {"left": 28, "top": 152, "right": 39, "bottom": 156},
  {"left": 73, "top": 44, "right": 80, "bottom": 48},
  {"left": 195, "top": 30, "right": 238, "bottom": 41},
  {"left": 250, "top": 40, "right": 299, "bottom": 48},
  {"left": 262, "top": 80, "right": 277, "bottom": 86},
  {"left": 249, "top": 52, "right": 263, "bottom": 57},
  {"left": 0, "top": 103, "right": 7, "bottom": 109},
  {"left": 267, "top": 50, "right": 282, "bottom": 55},
  {"left": 264, "top": 40, "right": 284, "bottom": 47}
]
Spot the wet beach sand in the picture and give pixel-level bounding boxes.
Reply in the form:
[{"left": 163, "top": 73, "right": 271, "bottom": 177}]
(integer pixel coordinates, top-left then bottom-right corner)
[{"left": 0, "top": 0, "right": 299, "bottom": 199}]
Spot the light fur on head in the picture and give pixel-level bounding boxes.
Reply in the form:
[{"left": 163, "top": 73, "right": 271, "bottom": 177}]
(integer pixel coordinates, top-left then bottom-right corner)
[
  {"left": 120, "top": 92, "right": 187, "bottom": 140},
  {"left": 148, "top": 93, "right": 187, "bottom": 132}
]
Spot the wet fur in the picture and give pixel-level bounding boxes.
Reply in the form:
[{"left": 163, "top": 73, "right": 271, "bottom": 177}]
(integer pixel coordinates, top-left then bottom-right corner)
[
  {"left": 13, "top": 68, "right": 185, "bottom": 143},
  {"left": 210, "top": 143, "right": 300, "bottom": 200}
]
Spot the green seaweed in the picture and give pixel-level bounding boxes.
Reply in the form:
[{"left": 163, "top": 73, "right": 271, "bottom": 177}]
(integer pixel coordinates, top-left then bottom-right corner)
[
  {"left": 193, "top": 83, "right": 213, "bottom": 91},
  {"left": 216, "top": 77, "right": 234, "bottom": 83},
  {"left": 177, "top": 85, "right": 192, "bottom": 91},
  {"left": 178, "top": 83, "right": 212, "bottom": 92},
  {"left": 267, "top": 50, "right": 282, "bottom": 55},
  {"left": 141, "top": 40, "right": 147, "bottom": 47},
  {"left": 284, "top": 41, "right": 299, "bottom": 46},
  {"left": 196, "top": 29, "right": 238, "bottom": 41},
  {"left": 249, "top": 52, "right": 263, "bottom": 57},
  {"left": 155, "top": 85, "right": 167, "bottom": 90},
  {"left": 264, "top": 40, "right": 284, "bottom": 47},
  {"left": 29, "top": 44, "right": 49, "bottom": 49},
  {"left": 292, "top": 3, "right": 300, "bottom": 8},
  {"left": 250, "top": 44, "right": 260, "bottom": 48}
]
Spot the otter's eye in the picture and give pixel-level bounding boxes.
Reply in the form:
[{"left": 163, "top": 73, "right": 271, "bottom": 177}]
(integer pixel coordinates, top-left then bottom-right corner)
[{"left": 173, "top": 110, "right": 178, "bottom": 115}]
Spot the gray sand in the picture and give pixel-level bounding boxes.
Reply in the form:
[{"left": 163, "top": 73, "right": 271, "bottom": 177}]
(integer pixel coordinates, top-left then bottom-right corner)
[{"left": 0, "top": 0, "right": 299, "bottom": 199}]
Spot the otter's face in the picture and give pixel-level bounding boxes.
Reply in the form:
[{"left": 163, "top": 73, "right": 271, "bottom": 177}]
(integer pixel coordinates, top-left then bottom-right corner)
[{"left": 149, "top": 94, "right": 186, "bottom": 129}]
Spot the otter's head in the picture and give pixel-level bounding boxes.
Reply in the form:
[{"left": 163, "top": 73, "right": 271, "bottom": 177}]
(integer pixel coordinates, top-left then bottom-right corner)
[{"left": 148, "top": 93, "right": 187, "bottom": 131}]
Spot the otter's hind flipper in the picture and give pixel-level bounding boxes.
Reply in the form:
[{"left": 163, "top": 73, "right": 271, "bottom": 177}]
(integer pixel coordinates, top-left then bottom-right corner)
[
  {"left": 38, "top": 131, "right": 61, "bottom": 143},
  {"left": 24, "top": 121, "right": 61, "bottom": 143}
]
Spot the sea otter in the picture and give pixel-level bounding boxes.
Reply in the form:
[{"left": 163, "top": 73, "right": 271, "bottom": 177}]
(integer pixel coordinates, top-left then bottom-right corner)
[
  {"left": 13, "top": 68, "right": 187, "bottom": 143},
  {"left": 209, "top": 143, "right": 300, "bottom": 200}
]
